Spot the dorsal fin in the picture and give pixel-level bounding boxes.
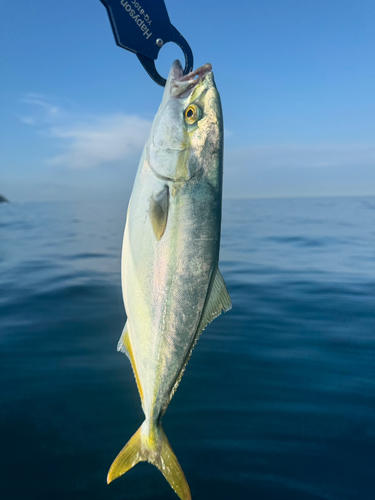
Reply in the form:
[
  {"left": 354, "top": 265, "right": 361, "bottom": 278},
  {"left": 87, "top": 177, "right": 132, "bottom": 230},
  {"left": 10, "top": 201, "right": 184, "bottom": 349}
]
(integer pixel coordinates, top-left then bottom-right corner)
[
  {"left": 149, "top": 185, "right": 169, "bottom": 241},
  {"left": 197, "top": 268, "right": 232, "bottom": 334},
  {"left": 117, "top": 323, "right": 144, "bottom": 404},
  {"left": 165, "top": 268, "right": 232, "bottom": 410}
]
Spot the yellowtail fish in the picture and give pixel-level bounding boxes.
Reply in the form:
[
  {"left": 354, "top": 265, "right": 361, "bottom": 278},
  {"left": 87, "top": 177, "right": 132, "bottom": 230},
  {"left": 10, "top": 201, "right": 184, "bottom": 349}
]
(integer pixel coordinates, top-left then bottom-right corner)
[{"left": 107, "top": 61, "right": 232, "bottom": 500}]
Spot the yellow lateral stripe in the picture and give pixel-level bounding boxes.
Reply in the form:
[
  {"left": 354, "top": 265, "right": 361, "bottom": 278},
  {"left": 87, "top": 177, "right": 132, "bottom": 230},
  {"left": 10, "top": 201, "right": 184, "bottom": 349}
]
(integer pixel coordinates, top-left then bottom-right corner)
[{"left": 123, "top": 332, "right": 144, "bottom": 403}]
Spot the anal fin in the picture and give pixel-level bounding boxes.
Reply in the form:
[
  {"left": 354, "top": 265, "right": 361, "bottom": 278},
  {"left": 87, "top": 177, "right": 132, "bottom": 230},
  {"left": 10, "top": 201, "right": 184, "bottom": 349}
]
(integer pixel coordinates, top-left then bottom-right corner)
[
  {"left": 117, "top": 322, "right": 130, "bottom": 357},
  {"left": 117, "top": 322, "right": 144, "bottom": 404}
]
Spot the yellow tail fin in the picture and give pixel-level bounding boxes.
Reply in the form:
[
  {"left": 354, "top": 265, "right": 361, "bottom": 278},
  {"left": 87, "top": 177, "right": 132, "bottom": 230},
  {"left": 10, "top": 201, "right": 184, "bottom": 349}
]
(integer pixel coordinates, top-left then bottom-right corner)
[{"left": 107, "top": 422, "right": 191, "bottom": 500}]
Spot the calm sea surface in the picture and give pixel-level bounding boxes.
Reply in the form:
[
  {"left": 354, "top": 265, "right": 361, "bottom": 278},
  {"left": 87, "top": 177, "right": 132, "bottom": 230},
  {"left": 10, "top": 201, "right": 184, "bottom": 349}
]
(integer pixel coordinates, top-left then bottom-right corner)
[{"left": 1, "top": 197, "right": 375, "bottom": 500}]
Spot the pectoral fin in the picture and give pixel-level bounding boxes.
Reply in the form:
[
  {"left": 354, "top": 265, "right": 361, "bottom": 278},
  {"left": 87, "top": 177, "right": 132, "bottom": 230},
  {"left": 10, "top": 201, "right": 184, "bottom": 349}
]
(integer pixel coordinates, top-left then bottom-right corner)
[{"left": 149, "top": 185, "right": 169, "bottom": 241}]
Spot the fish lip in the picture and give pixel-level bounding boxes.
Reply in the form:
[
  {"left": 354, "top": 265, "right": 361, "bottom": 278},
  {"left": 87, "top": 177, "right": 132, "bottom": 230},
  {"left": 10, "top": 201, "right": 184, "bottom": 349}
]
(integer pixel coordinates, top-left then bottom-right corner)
[
  {"left": 178, "top": 63, "right": 212, "bottom": 82},
  {"left": 169, "top": 61, "right": 212, "bottom": 98}
]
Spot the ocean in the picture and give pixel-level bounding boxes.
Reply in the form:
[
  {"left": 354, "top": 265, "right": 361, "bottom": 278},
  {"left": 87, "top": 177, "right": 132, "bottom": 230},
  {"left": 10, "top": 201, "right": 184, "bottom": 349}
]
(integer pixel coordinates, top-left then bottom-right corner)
[{"left": 1, "top": 196, "right": 374, "bottom": 500}]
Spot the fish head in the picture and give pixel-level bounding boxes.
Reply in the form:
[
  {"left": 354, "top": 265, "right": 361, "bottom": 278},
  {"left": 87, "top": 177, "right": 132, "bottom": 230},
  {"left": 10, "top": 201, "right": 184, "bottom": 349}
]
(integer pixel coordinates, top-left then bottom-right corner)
[{"left": 148, "top": 60, "right": 223, "bottom": 186}]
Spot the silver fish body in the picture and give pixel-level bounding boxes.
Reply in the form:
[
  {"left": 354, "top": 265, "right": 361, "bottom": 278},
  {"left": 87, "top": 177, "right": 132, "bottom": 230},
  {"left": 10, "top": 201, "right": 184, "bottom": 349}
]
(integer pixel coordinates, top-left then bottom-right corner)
[{"left": 108, "top": 61, "right": 231, "bottom": 500}]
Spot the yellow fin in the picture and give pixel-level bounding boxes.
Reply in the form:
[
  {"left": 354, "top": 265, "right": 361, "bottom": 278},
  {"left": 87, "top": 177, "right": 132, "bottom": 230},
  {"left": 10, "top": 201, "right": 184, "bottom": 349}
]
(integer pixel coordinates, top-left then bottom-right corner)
[
  {"left": 117, "top": 322, "right": 130, "bottom": 357},
  {"left": 149, "top": 185, "right": 169, "bottom": 241},
  {"left": 117, "top": 323, "right": 144, "bottom": 404},
  {"left": 107, "top": 426, "right": 143, "bottom": 483},
  {"left": 156, "top": 426, "right": 191, "bottom": 500},
  {"left": 107, "top": 422, "right": 191, "bottom": 500}
]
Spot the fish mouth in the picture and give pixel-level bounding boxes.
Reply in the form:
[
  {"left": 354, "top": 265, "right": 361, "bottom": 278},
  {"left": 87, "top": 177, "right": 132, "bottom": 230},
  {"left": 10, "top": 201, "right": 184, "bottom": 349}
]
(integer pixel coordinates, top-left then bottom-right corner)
[{"left": 169, "top": 61, "right": 212, "bottom": 98}]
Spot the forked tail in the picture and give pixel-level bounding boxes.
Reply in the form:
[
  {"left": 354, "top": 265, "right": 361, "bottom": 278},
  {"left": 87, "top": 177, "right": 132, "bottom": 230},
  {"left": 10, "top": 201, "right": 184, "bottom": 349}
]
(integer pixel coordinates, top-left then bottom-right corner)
[{"left": 107, "top": 421, "right": 191, "bottom": 500}]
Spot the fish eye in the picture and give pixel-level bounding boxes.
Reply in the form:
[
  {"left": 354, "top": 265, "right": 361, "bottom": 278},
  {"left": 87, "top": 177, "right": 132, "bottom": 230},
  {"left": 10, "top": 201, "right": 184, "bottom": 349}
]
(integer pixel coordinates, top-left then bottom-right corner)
[{"left": 184, "top": 104, "right": 202, "bottom": 125}]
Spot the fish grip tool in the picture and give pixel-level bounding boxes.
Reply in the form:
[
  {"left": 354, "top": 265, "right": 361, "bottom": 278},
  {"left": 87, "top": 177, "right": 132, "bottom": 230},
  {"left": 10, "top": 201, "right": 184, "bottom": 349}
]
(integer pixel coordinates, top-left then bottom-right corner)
[{"left": 100, "top": 0, "right": 194, "bottom": 86}]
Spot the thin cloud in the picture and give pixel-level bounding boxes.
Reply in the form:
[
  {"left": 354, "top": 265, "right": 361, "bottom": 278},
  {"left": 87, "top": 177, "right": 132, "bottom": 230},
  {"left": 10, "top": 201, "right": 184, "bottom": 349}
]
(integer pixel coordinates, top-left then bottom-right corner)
[
  {"left": 23, "top": 94, "right": 60, "bottom": 116},
  {"left": 19, "top": 116, "right": 37, "bottom": 125},
  {"left": 48, "top": 114, "right": 151, "bottom": 169},
  {"left": 20, "top": 94, "right": 151, "bottom": 169},
  {"left": 20, "top": 94, "right": 375, "bottom": 183}
]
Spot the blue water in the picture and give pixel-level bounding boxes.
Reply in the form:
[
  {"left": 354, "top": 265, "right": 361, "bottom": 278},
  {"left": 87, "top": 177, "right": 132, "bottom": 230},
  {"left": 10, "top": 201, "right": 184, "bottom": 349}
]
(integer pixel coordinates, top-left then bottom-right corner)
[{"left": 1, "top": 197, "right": 375, "bottom": 500}]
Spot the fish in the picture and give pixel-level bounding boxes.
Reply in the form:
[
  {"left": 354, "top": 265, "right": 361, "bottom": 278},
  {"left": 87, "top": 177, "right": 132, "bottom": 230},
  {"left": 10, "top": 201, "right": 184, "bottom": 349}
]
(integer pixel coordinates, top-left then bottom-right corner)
[{"left": 107, "top": 60, "right": 232, "bottom": 500}]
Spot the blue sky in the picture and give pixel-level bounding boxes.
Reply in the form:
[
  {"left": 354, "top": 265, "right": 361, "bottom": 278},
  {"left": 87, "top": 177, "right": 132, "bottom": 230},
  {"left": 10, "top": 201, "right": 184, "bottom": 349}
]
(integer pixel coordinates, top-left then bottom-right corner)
[{"left": 1, "top": 0, "right": 374, "bottom": 201}]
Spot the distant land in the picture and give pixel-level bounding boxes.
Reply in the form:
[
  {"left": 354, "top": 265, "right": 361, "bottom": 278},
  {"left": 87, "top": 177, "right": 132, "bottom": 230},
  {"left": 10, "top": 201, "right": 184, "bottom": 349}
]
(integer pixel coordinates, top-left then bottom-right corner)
[{"left": 0, "top": 194, "right": 9, "bottom": 203}]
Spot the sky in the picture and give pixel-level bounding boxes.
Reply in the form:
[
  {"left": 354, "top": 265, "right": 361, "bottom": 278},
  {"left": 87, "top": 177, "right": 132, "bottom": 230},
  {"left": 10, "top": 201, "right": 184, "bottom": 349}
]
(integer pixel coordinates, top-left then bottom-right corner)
[{"left": 1, "top": 0, "right": 374, "bottom": 202}]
